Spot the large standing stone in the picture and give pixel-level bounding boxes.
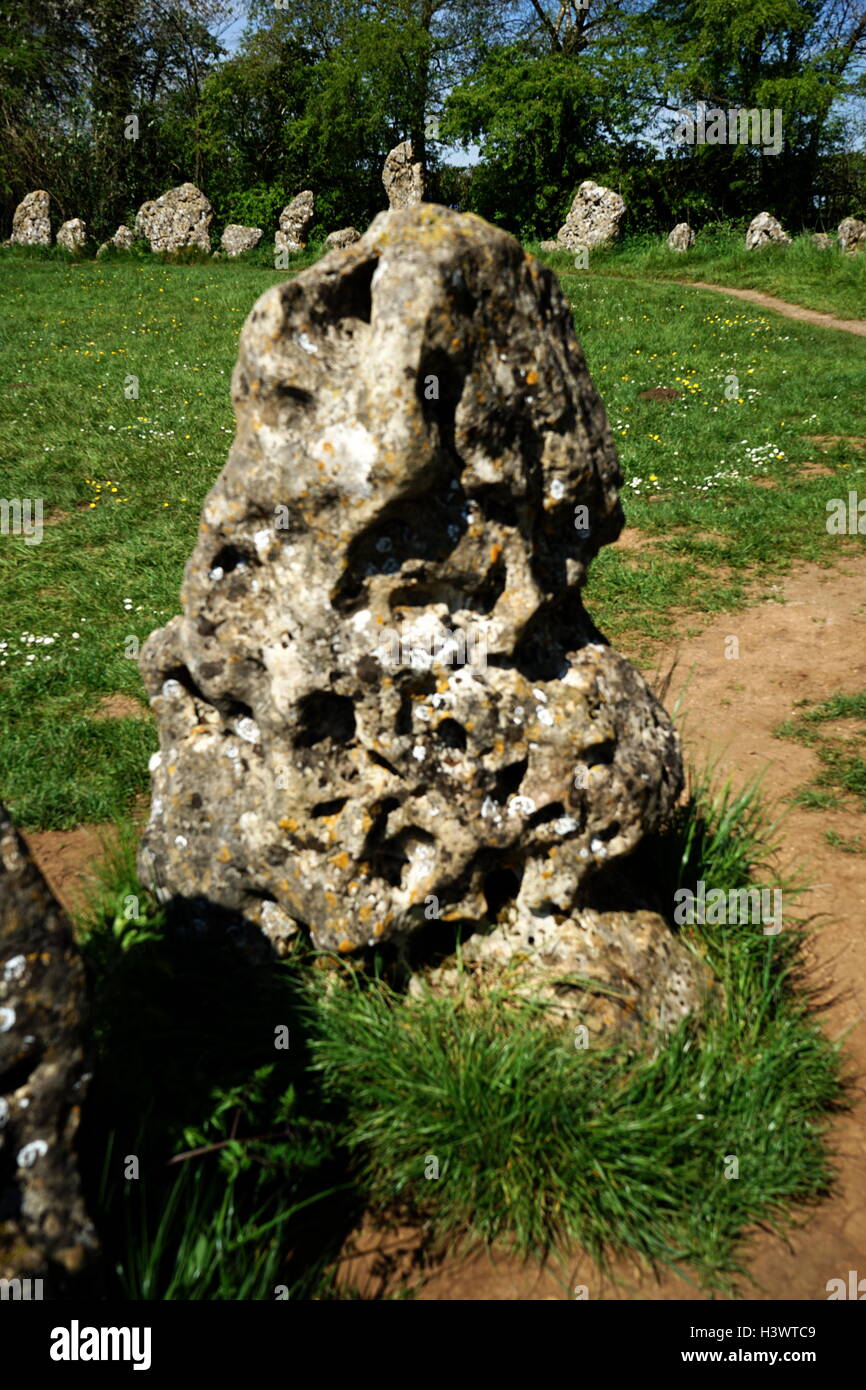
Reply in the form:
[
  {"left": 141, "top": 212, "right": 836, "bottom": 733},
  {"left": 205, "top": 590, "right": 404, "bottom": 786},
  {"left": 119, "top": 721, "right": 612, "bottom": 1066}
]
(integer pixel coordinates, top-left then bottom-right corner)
[
  {"left": 667, "top": 222, "right": 695, "bottom": 251},
  {"left": 221, "top": 224, "right": 263, "bottom": 258},
  {"left": 10, "top": 190, "right": 51, "bottom": 246},
  {"left": 325, "top": 227, "right": 361, "bottom": 251},
  {"left": 382, "top": 141, "right": 425, "bottom": 209},
  {"left": 556, "top": 181, "right": 626, "bottom": 251},
  {"left": 838, "top": 216, "right": 866, "bottom": 256},
  {"left": 275, "top": 191, "right": 315, "bottom": 255},
  {"left": 0, "top": 804, "right": 99, "bottom": 1295},
  {"left": 135, "top": 183, "right": 212, "bottom": 253},
  {"left": 745, "top": 212, "right": 790, "bottom": 250},
  {"left": 137, "top": 204, "right": 701, "bottom": 1036},
  {"left": 56, "top": 218, "right": 87, "bottom": 253}
]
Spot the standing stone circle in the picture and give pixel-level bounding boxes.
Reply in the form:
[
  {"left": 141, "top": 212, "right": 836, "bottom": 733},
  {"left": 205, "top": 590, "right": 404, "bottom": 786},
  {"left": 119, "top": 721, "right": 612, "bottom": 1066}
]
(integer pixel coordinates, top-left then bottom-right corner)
[
  {"left": 135, "top": 183, "right": 212, "bottom": 253},
  {"left": 745, "top": 212, "right": 790, "bottom": 250},
  {"left": 382, "top": 141, "right": 425, "bottom": 209},
  {"left": 275, "top": 191, "right": 315, "bottom": 255},
  {"left": 221, "top": 224, "right": 263, "bottom": 258},
  {"left": 667, "top": 222, "right": 695, "bottom": 251},
  {"left": 137, "top": 203, "right": 705, "bottom": 1039},
  {"left": 10, "top": 190, "right": 51, "bottom": 246},
  {"left": 325, "top": 227, "right": 362, "bottom": 251},
  {"left": 0, "top": 803, "right": 100, "bottom": 1294},
  {"left": 556, "top": 181, "right": 626, "bottom": 251},
  {"left": 57, "top": 218, "right": 87, "bottom": 253},
  {"left": 838, "top": 217, "right": 866, "bottom": 256}
]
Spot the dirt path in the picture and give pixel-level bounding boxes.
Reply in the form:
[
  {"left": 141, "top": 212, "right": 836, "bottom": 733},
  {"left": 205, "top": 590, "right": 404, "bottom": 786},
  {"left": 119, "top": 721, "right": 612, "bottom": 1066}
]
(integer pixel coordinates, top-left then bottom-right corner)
[
  {"left": 338, "top": 555, "right": 866, "bottom": 1300},
  {"left": 674, "top": 280, "right": 866, "bottom": 337}
]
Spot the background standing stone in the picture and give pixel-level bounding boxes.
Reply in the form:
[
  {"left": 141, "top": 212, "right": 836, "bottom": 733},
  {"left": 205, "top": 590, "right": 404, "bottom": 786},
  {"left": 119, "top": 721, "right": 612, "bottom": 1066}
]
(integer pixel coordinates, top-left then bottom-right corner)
[
  {"left": 382, "top": 141, "right": 425, "bottom": 209},
  {"left": 135, "top": 183, "right": 212, "bottom": 253},
  {"left": 275, "top": 191, "right": 315, "bottom": 255},
  {"left": 9, "top": 190, "right": 51, "bottom": 246},
  {"left": 556, "top": 181, "right": 626, "bottom": 250}
]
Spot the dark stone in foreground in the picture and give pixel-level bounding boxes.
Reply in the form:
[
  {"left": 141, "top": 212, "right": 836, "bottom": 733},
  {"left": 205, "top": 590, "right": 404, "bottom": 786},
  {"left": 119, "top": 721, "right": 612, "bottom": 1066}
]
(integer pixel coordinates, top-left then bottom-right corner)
[{"left": 0, "top": 804, "right": 99, "bottom": 1296}]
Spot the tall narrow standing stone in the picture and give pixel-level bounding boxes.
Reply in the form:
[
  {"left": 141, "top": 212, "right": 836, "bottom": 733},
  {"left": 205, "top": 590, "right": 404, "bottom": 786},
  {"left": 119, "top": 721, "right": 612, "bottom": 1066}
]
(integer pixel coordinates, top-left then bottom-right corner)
[
  {"left": 138, "top": 204, "right": 706, "bottom": 1039},
  {"left": 382, "top": 141, "right": 425, "bottom": 209}
]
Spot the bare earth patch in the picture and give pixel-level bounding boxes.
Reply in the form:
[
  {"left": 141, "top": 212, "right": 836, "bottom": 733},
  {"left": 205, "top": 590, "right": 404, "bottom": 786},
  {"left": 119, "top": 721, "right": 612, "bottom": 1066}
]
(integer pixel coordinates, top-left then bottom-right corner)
[
  {"left": 93, "top": 693, "right": 151, "bottom": 720},
  {"left": 677, "top": 282, "right": 866, "bottom": 337}
]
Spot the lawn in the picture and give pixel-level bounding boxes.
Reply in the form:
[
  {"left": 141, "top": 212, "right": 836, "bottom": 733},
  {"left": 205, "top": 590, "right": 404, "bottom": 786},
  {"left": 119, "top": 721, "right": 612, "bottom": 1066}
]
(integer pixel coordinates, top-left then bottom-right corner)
[{"left": 1, "top": 244, "right": 864, "bottom": 827}]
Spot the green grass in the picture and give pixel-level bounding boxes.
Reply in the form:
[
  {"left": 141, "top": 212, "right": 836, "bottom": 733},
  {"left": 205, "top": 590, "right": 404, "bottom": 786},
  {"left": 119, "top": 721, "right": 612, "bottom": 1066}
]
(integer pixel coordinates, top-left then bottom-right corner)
[
  {"left": 75, "top": 769, "right": 845, "bottom": 1298},
  {"left": 775, "top": 693, "right": 866, "bottom": 819},
  {"left": 2, "top": 246, "right": 864, "bottom": 826},
  {"left": 533, "top": 224, "right": 866, "bottom": 321}
]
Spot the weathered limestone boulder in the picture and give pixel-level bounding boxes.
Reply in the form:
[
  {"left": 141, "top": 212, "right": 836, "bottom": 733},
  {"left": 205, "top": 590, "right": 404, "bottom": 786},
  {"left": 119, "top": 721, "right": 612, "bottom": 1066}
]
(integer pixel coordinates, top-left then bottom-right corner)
[
  {"left": 538, "top": 240, "right": 559, "bottom": 254},
  {"left": 812, "top": 232, "right": 834, "bottom": 251},
  {"left": 325, "top": 227, "right": 361, "bottom": 251},
  {"left": 667, "top": 222, "right": 695, "bottom": 251},
  {"left": 0, "top": 804, "right": 99, "bottom": 1295},
  {"left": 56, "top": 218, "right": 87, "bottom": 253},
  {"left": 221, "top": 224, "right": 263, "bottom": 257},
  {"left": 275, "top": 191, "right": 315, "bottom": 255},
  {"left": 745, "top": 212, "right": 790, "bottom": 250},
  {"left": 556, "top": 181, "right": 625, "bottom": 251},
  {"left": 135, "top": 183, "right": 212, "bottom": 253},
  {"left": 382, "top": 141, "right": 425, "bottom": 209},
  {"left": 10, "top": 190, "right": 51, "bottom": 246},
  {"left": 415, "top": 908, "right": 713, "bottom": 1041},
  {"left": 838, "top": 216, "right": 866, "bottom": 256},
  {"left": 138, "top": 203, "right": 700, "bottom": 1037}
]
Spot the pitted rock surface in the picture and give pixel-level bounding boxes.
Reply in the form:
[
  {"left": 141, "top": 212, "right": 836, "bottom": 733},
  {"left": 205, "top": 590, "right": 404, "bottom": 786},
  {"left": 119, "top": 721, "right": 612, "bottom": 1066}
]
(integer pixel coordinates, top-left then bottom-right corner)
[
  {"left": 221, "top": 224, "right": 263, "bottom": 257},
  {"left": 745, "top": 212, "right": 790, "bottom": 250},
  {"left": 0, "top": 804, "right": 99, "bottom": 1294},
  {"left": 10, "top": 190, "right": 51, "bottom": 246},
  {"left": 326, "top": 227, "right": 361, "bottom": 250},
  {"left": 138, "top": 203, "right": 693, "bottom": 1029},
  {"left": 135, "top": 182, "right": 212, "bottom": 253},
  {"left": 276, "top": 191, "right": 315, "bottom": 255},
  {"left": 838, "top": 216, "right": 866, "bottom": 255},
  {"left": 57, "top": 218, "right": 87, "bottom": 253},
  {"left": 415, "top": 908, "right": 714, "bottom": 1041},
  {"left": 556, "top": 181, "right": 625, "bottom": 250},
  {"left": 667, "top": 222, "right": 695, "bottom": 252},
  {"left": 382, "top": 141, "right": 425, "bottom": 209}
]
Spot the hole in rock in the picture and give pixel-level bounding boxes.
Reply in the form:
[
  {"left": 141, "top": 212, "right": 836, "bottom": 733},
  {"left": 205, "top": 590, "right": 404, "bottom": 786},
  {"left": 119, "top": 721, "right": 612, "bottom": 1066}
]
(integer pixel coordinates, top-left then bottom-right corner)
[
  {"left": 597, "top": 819, "right": 621, "bottom": 843},
  {"left": 0, "top": 1047, "right": 42, "bottom": 1097},
  {"left": 435, "top": 718, "right": 467, "bottom": 751},
  {"left": 368, "top": 749, "right": 400, "bottom": 775},
  {"left": 311, "top": 797, "right": 348, "bottom": 818},
  {"left": 491, "top": 757, "right": 528, "bottom": 803},
  {"left": 336, "top": 256, "right": 376, "bottom": 325},
  {"left": 483, "top": 866, "right": 522, "bottom": 918},
  {"left": 211, "top": 544, "right": 257, "bottom": 577},
  {"left": 528, "top": 801, "right": 565, "bottom": 827},
  {"left": 294, "top": 692, "right": 356, "bottom": 748}
]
